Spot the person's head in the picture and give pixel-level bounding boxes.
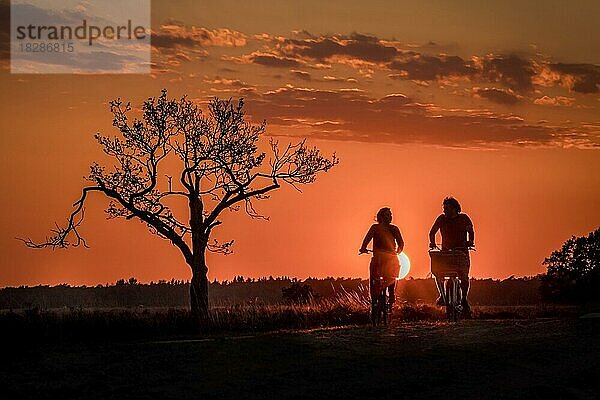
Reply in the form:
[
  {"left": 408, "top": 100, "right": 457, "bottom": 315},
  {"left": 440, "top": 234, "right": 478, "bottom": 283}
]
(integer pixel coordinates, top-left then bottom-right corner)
[
  {"left": 443, "top": 196, "right": 461, "bottom": 216},
  {"left": 376, "top": 207, "right": 393, "bottom": 224}
]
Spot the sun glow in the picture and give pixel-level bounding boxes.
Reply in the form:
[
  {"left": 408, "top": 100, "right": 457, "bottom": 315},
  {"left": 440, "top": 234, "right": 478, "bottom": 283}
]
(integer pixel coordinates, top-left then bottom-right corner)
[{"left": 398, "top": 252, "right": 411, "bottom": 279}]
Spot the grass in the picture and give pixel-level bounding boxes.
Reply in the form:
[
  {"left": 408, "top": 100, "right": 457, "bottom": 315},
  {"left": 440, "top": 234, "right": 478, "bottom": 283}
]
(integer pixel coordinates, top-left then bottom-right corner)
[
  {"left": 0, "top": 294, "right": 369, "bottom": 344},
  {"left": 0, "top": 289, "right": 581, "bottom": 345}
]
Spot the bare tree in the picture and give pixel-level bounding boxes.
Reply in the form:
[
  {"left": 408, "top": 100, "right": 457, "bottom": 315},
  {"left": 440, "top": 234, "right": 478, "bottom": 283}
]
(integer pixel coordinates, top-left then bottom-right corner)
[{"left": 19, "top": 89, "right": 338, "bottom": 319}]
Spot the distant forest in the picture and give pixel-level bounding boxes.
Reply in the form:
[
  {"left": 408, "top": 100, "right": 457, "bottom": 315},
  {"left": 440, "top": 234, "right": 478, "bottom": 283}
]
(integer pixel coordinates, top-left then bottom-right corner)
[{"left": 0, "top": 276, "right": 544, "bottom": 309}]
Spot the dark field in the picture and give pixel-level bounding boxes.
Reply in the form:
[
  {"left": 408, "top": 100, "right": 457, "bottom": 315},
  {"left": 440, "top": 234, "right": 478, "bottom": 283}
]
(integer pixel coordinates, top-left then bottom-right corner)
[{"left": 2, "top": 317, "right": 599, "bottom": 400}]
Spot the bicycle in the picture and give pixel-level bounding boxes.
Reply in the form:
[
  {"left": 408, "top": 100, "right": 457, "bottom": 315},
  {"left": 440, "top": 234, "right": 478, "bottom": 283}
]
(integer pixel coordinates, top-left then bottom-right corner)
[
  {"left": 428, "top": 245, "right": 474, "bottom": 322},
  {"left": 359, "top": 249, "right": 398, "bottom": 326}
]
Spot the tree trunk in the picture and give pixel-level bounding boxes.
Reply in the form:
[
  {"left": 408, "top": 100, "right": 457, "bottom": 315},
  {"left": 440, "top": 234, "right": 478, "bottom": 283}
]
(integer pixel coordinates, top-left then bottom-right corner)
[
  {"left": 190, "top": 262, "right": 209, "bottom": 321},
  {"left": 188, "top": 240, "right": 209, "bottom": 321},
  {"left": 188, "top": 194, "right": 209, "bottom": 321}
]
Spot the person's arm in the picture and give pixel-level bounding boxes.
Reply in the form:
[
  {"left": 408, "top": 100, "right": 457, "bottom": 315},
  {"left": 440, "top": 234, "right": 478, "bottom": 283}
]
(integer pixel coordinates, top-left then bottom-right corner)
[
  {"left": 394, "top": 226, "right": 404, "bottom": 254},
  {"left": 359, "top": 225, "right": 375, "bottom": 253},
  {"left": 466, "top": 215, "right": 475, "bottom": 247},
  {"left": 429, "top": 216, "right": 441, "bottom": 248}
]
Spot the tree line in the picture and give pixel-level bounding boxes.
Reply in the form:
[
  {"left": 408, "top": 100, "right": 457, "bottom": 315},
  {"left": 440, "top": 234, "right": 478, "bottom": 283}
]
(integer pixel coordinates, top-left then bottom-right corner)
[{"left": 0, "top": 276, "right": 545, "bottom": 310}]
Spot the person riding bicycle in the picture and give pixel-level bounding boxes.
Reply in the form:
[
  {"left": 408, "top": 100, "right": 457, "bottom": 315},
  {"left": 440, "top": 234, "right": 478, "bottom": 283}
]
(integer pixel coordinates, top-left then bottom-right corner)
[
  {"left": 428, "top": 197, "right": 475, "bottom": 313},
  {"left": 359, "top": 207, "right": 404, "bottom": 312}
]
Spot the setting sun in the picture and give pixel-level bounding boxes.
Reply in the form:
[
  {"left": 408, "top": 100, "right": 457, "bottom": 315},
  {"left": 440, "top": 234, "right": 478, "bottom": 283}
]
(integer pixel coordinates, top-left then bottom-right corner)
[{"left": 399, "top": 252, "right": 411, "bottom": 279}]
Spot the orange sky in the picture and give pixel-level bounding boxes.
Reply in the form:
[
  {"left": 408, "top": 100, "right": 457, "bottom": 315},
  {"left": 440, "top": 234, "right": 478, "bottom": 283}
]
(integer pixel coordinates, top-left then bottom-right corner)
[{"left": 1, "top": 1, "right": 599, "bottom": 286}]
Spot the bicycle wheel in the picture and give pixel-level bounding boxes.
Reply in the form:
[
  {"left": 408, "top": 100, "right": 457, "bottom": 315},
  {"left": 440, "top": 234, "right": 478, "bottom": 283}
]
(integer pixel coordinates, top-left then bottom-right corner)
[
  {"left": 454, "top": 278, "right": 462, "bottom": 321},
  {"left": 385, "top": 294, "right": 392, "bottom": 326},
  {"left": 382, "top": 293, "right": 389, "bottom": 326},
  {"left": 371, "top": 297, "right": 381, "bottom": 326},
  {"left": 371, "top": 293, "right": 386, "bottom": 326},
  {"left": 445, "top": 279, "right": 457, "bottom": 322},
  {"left": 371, "top": 300, "right": 378, "bottom": 326}
]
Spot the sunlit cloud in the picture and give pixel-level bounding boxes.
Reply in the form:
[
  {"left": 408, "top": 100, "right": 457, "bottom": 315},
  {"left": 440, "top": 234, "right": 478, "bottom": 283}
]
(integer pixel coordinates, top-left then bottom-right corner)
[
  {"left": 533, "top": 95, "right": 576, "bottom": 107},
  {"left": 322, "top": 75, "right": 358, "bottom": 83},
  {"left": 209, "top": 29, "right": 600, "bottom": 104},
  {"left": 150, "top": 22, "right": 247, "bottom": 74},
  {"left": 290, "top": 70, "right": 311, "bottom": 80},
  {"left": 548, "top": 63, "right": 600, "bottom": 94},
  {"left": 473, "top": 87, "right": 521, "bottom": 105},
  {"left": 141, "top": 26, "right": 600, "bottom": 148},
  {"left": 203, "top": 77, "right": 255, "bottom": 90},
  {"left": 152, "top": 23, "right": 247, "bottom": 49},
  {"left": 239, "top": 85, "right": 597, "bottom": 148}
]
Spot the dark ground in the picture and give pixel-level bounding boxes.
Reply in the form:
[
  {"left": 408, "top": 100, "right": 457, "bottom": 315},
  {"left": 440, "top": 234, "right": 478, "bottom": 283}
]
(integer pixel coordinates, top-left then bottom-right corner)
[{"left": 2, "top": 318, "right": 599, "bottom": 400}]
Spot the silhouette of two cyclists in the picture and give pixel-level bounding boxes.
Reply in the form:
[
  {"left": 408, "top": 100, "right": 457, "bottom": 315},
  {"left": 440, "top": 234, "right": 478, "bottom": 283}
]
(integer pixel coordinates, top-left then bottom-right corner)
[{"left": 359, "top": 197, "right": 475, "bottom": 319}]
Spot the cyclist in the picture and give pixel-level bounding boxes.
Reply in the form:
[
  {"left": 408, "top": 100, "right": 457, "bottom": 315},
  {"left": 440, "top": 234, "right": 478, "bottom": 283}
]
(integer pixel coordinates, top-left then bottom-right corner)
[
  {"left": 428, "top": 197, "right": 475, "bottom": 313},
  {"left": 359, "top": 207, "right": 404, "bottom": 312}
]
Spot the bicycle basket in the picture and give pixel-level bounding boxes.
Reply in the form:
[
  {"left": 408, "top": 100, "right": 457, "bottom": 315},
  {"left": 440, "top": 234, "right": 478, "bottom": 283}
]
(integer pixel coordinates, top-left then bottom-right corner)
[{"left": 429, "top": 251, "right": 469, "bottom": 276}]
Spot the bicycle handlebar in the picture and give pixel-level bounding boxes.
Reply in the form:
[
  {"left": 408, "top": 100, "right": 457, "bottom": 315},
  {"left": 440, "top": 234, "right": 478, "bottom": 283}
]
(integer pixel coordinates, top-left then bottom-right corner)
[
  {"left": 359, "top": 248, "right": 401, "bottom": 255},
  {"left": 429, "top": 244, "right": 476, "bottom": 252}
]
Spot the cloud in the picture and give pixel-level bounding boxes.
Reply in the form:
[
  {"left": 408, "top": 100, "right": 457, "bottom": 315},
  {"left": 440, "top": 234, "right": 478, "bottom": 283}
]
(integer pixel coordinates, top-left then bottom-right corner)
[
  {"left": 388, "top": 53, "right": 539, "bottom": 93},
  {"left": 74, "top": 50, "right": 143, "bottom": 71},
  {"left": 533, "top": 96, "right": 576, "bottom": 106},
  {"left": 152, "top": 31, "right": 197, "bottom": 49},
  {"left": 237, "top": 31, "right": 402, "bottom": 71},
  {"left": 548, "top": 63, "right": 600, "bottom": 94},
  {"left": 239, "top": 85, "right": 594, "bottom": 147},
  {"left": 9, "top": 2, "right": 80, "bottom": 26},
  {"left": 151, "top": 23, "right": 246, "bottom": 73},
  {"left": 226, "top": 52, "right": 303, "bottom": 68},
  {"left": 152, "top": 24, "right": 247, "bottom": 49},
  {"left": 281, "top": 33, "right": 400, "bottom": 63},
  {"left": 290, "top": 70, "right": 311, "bottom": 80},
  {"left": 252, "top": 53, "right": 302, "bottom": 68},
  {"left": 249, "top": 32, "right": 538, "bottom": 93},
  {"left": 377, "top": 93, "right": 412, "bottom": 106},
  {"left": 322, "top": 75, "right": 358, "bottom": 83},
  {"left": 204, "top": 77, "right": 254, "bottom": 89},
  {"left": 388, "top": 54, "right": 475, "bottom": 81},
  {"left": 244, "top": 32, "right": 541, "bottom": 94},
  {"left": 11, "top": 47, "right": 143, "bottom": 73},
  {"left": 479, "top": 55, "right": 536, "bottom": 92},
  {"left": 473, "top": 88, "right": 520, "bottom": 105},
  {"left": 148, "top": 26, "right": 600, "bottom": 102},
  {"left": 222, "top": 30, "right": 596, "bottom": 102}
]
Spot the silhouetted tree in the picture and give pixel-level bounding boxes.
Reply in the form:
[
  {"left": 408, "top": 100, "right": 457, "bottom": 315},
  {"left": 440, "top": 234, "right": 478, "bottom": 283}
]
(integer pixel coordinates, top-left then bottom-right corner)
[
  {"left": 19, "top": 90, "right": 338, "bottom": 320},
  {"left": 541, "top": 228, "right": 600, "bottom": 302}
]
